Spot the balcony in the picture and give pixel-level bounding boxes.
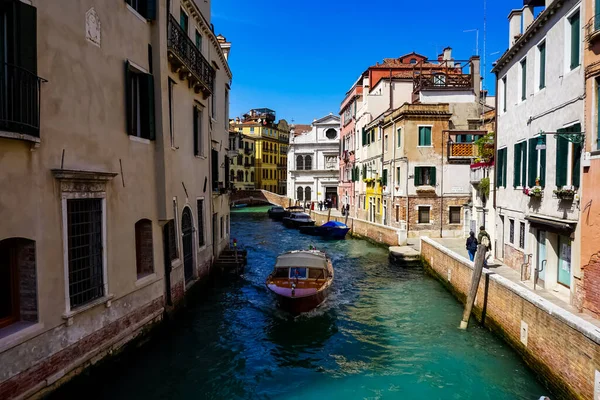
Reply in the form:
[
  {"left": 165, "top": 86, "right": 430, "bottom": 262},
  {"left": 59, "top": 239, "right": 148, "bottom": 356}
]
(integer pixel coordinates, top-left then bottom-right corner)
[
  {"left": 167, "top": 15, "right": 214, "bottom": 98},
  {"left": 446, "top": 131, "right": 488, "bottom": 162},
  {"left": 449, "top": 142, "right": 478, "bottom": 160},
  {"left": 470, "top": 161, "right": 493, "bottom": 184},
  {"left": 585, "top": 15, "right": 600, "bottom": 43},
  {"left": 0, "top": 63, "right": 45, "bottom": 141}
]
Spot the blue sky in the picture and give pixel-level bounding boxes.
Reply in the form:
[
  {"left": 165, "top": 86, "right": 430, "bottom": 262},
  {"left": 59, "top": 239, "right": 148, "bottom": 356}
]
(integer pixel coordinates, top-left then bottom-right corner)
[{"left": 212, "top": 0, "right": 524, "bottom": 124}]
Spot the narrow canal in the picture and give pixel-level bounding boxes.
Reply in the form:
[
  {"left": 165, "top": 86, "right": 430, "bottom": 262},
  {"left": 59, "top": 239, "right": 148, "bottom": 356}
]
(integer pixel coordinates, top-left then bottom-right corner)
[{"left": 52, "top": 206, "right": 552, "bottom": 399}]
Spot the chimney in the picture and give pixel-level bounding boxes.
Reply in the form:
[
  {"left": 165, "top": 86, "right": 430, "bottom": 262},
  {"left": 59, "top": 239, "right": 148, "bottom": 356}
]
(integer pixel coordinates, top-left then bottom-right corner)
[
  {"left": 508, "top": 9, "right": 523, "bottom": 48},
  {"left": 522, "top": 6, "right": 534, "bottom": 31},
  {"left": 216, "top": 34, "right": 231, "bottom": 61},
  {"left": 438, "top": 53, "right": 444, "bottom": 61},
  {"left": 443, "top": 47, "right": 454, "bottom": 68},
  {"left": 470, "top": 56, "right": 481, "bottom": 99}
]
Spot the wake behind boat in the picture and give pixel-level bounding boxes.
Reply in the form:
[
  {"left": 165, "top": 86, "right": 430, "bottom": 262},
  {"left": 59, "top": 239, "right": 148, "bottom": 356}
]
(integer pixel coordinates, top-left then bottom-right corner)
[{"left": 266, "top": 250, "right": 334, "bottom": 314}]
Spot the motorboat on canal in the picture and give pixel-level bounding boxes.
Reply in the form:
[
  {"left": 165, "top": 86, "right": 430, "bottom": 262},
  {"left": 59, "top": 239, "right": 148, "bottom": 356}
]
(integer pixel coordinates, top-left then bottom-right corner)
[
  {"left": 282, "top": 212, "right": 315, "bottom": 229},
  {"left": 267, "top": 206, "right": 285, "bottom": 220},
  {"left": 299, "top": 220, "right": 350, "bottom": 239},
  {"left": 232, "top": 203, "right": 247, "bottom": 208},
  {"left": 283, "top": 205, "right": 305, "bottom": 218},
  {"left": 266, "top": 250, "right": 334, "bottom": 314}
]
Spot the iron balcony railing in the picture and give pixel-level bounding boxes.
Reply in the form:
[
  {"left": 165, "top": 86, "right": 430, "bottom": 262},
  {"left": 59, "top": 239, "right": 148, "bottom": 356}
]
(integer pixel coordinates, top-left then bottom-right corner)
[
  {"left": 585, "top": 14, "right": 600, "bottom": 43},
  {"left": 167, "top": 15, "right": 214, "bottom": 96},
  {"left": 0, "top": 63, "right": 45, "bottom": 138}
]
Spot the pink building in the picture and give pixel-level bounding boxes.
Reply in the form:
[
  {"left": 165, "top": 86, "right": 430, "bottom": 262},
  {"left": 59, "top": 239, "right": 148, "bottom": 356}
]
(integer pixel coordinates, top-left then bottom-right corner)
[{"left": 338, "top": 82, "right": 363, "bottom": 211}]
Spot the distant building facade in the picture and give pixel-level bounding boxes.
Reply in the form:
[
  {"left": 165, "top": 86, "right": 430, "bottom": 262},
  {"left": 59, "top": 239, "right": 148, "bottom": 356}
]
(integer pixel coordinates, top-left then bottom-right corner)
[
  {"left": 229, "top": 130, "right": 256, "bottom": 191},
  {"left": 287, "top": 115, "right": 341, "bottom": 207}
]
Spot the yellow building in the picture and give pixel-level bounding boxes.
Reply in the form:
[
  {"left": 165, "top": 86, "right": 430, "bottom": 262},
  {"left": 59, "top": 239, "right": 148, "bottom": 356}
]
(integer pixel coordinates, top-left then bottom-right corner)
[
  {"left": 228, "top": 130, "right": 256, "bottom": 190},
  {"left": 231, "top": 109, "right": 289, "bottom": 195}
]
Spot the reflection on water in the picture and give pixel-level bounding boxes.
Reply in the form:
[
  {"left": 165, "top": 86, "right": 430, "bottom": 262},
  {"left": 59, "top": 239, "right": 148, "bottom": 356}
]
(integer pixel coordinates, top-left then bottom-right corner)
[{"left": 51, "top": 206, "right": 552, "bottom": 400}]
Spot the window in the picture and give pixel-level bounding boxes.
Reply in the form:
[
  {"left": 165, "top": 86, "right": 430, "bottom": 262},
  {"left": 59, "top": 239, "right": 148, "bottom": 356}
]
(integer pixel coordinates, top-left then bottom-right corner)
[
  {"left": 418, "top": 126, "right": 432, "bottom": 146},
  {"left": 325, "top": 128, "right": 337, "bottom": 139},
  {"left": 410, "top": 58, "right": 417, "bottom": 64},
  {"left": 180, "top": 8, "right": 188, "bottom": 33},
  {"left": 527, "top": 136, "right": 546, "bottom": 187},
  {"left": 556, "top": 124, "right": 583, "bottom": 188},
  {"left": 225, "top": 88, "right": 229, "bottom": 128},
  {"left": 125, "top": 62, "right": 155, "bottom": 140},
  {"left": 395, "top": 205, "right": 400, "bottom": 222},
  {"left": 496, "top": 148, "right": 508, "bottom": 188},
  {"left": 384, "top": 134, "right": 389, "bottom": 152},
  {"left": 211, "top": 85, "right": 217, "bottom": 120},
  {"left": 513, "top": 141, "right": 527, "bottom": 187},
  {"left": 237, "top": 154, "right": 243, "bottom": 165},
  {"left": 67, "top": 199, "right": 104, "bottom": 309},
  {"left": 449, "top": 207, "right": 461, "bottom": 224},
  {"left": 0, "top": 238, "right": 38, "bottom": 329},
  {"left": 433, "top": 73, "right": 446, "bottom": 86},
  {"left": 538, "top": 41, "right": 546, "bottom": 90},
  {"left": 297, "top": 187, "right": 304, "bottom": 200},
  {"left": 220, "top": 216, "right": 224, "bottom": 239},
  {"left": 509, "top": 219, "right": 515, "bottom": 244},
  {"left": 193, "top": 105, "right": 203, "bottom": 156},
  {"left": 569, "top": 10, "right": 580, "bottom": 71},
  {"left": 418, "top": 206, "right": 430, "bottom": 224},
  {"left": 396, "top": 167, "right": 401, "bottom": 185},
  {"left": 305, "top": 187, "right": 312, "bottom": 201},
  {"left": 382, "top": 169, "right": 388, "bottom": 186},
  {"left": 126, "top": 0, "right": 156, "bottom": 20},
  {"left": 305, "top": 155, "right": 312, "bottom": 170},
  {"left": 519, "top": 222, "right": 526, "bottom": 249},
  {"left": 502, "top": 76, "right": 507, "bottom": 112},
  {"left": 414, "top": 166, "right": 436, "bottom": 186},
  {"left": 212, "top": 149, "right": 219, "bottom": 191},
  {"left": 135, "top": 219, "right": 154, "bottom": 278},
  {"left": 195, "top": 29, "right": 202, "bottom": 49},
  {"left": 520, "top": 58, "right": 527, "bottom": 101},
  {"left": 250, "top": 127, "right": 254, "bottom": 133},
  {"left": 168, "top": 78, "right": 175, "bottom": 147},
  {"left": 397, "top": 128, "right": 402, "bottom": 147}
]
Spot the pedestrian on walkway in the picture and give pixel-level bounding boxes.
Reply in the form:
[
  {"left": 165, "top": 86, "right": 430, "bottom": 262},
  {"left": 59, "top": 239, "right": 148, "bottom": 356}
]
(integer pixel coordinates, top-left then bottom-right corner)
[
  {"left": 318, "top": 201, "right": 323, "bottom": 211},
  {"left": 466, "top": 231, "right": 478, "bottom": 261},
  {"left": 345, "top": 203, "right": 350, "bottom": 216},
  {"left": 478, "top": 226, "right": 492, "bottom": 266}
]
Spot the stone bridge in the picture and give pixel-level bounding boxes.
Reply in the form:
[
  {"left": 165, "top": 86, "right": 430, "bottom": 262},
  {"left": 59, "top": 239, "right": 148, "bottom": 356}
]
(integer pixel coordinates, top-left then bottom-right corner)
[{"left": 230, "top": 190, "right": 295, "bottom": 208}]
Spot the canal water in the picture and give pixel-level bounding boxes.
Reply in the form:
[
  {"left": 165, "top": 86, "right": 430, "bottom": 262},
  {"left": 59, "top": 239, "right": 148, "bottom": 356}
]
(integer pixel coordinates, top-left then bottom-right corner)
[{"left": 52, "top": 206, "right": 552, "bottom": 399}]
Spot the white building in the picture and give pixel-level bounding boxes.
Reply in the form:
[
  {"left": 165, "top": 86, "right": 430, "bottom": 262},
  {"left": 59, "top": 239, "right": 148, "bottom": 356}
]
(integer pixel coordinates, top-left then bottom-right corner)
[
  {"left": 492, "top": 0, "right": 584, "bottom": 304},
  {"left": 288, "top": 114, "right": 341, "bottom": 207}
]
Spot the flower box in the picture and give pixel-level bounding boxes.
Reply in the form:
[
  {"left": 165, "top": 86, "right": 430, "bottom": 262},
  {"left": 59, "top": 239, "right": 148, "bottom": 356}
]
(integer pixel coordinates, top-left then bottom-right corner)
[
  {"left": 523, "top": 186, "right": 543, "bottom": 198},
  {"left": 553, "top": 188, "right": 576, "bottom": 200}
]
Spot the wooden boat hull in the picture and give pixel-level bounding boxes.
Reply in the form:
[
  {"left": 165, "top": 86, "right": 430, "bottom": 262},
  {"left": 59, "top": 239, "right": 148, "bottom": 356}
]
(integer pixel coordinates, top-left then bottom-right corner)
[
  {"left": 282, "top": 218, "right": 315, "bottom": 229},
  {"left": 269, "top": 285, "right": 330, "bottom": 315}
]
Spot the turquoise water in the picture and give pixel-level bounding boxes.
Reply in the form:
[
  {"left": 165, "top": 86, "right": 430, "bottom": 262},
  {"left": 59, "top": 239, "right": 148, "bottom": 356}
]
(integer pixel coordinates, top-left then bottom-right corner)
[{"left": 52, "top": 206, "right": 552, "bottom": 399}]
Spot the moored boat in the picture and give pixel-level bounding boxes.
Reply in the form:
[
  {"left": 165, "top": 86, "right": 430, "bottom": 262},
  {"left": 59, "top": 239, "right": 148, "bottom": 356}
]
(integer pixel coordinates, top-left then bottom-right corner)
[
  {"left": 299, "top": 220, "right": 350, "bottom": 239},
  {"left": 267, "top": 206, "right": 285, "bottom": 220},
  {"left": 266, "top": 250, "right": 334, "bottom": 314},
  {"left": 283, "top": 205, "right": 305, "bottom": 218},
  {"left": 232, "top": 203, "right": 247, "bottom": 208},
  {"left": 282, "top": 212, "right": 315, "bottom": 229}
]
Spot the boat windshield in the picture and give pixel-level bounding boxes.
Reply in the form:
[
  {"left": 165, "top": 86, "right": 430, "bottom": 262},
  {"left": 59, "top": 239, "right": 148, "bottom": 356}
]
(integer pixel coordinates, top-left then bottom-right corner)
[
  {"left": 273, "top": 268, "right": 288, "bottom": 278},
  {"left": 289, "top": 267, "right": 308, "bottom": 279}
]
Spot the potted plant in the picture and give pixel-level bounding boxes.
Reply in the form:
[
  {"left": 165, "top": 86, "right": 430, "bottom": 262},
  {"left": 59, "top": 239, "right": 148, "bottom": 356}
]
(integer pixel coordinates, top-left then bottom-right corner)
[
  {"left": 535, "top": 177, "right": 541, "bottom": 187},
  {"left": 553, "top": 188, "right": 576, "bottom": 200},
  {"left": 526, "top": 186, "right": 543, "bottom": 198}
]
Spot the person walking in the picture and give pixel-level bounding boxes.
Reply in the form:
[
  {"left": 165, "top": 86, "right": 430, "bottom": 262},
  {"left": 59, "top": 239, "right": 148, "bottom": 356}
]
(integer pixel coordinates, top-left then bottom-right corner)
[
  {"left": 466, "top": 231, "right": 478, "bottom": 261},
  {"left": 478, "top": 226, "right": 492, "bottom": 266}
]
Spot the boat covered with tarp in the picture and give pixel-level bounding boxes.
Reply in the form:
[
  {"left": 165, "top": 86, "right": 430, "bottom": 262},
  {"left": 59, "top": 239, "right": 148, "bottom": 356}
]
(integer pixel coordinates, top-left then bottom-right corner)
[{"left": 299, "top": 220, "right": 350, "bottom": 239}]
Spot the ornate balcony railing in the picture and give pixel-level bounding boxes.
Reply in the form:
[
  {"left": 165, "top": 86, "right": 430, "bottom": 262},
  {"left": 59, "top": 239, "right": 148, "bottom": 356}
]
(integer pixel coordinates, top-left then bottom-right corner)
[
  {"left": 585, "top": 14, "right": 600, "bottom": 43},
  {"left": 0, "top": 63, "right": 45, "bottom": 139},
  {"left": 449, "top": 142, "right": 478, "bottom": 160},
  {"left": 167, "top": 15, "right": 214, "bottom": 98}
]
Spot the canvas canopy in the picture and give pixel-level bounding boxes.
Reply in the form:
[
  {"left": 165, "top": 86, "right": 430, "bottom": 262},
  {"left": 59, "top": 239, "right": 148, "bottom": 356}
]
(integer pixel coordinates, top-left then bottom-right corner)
[
  {"left": 322, "top": 221, "right": 347, "bottom": 228},
  {"left": 275, "top": 251, "right": 327, "bottom": 269}
]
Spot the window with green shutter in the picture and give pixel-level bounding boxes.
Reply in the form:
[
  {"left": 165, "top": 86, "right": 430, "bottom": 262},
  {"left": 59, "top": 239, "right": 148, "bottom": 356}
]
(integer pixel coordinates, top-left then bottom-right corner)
[
  {"left": 540, "top": 145, "right": 547, "bottom": 187},
  {"left": 382, "top": 169, "right": 388, "bottom": 186},
  {"left": 556, "top": 129, "right": 568, "bottom": 187},
  {"left": 125, "top": 61, "right": 155, "bottom": 140},
  {"left": 571, "top": 123, "right": 582, "bottom": 188},
  {"left": 521, "top": 141, "right": 527, "bottom": 187},
  {"left": 528, "top": 138, "right": 538, "bottom": 187},
  {"left": 430, "top": 167, "right": 436, "bottom": 186},
  {"left": 502, "top": 76, "right": 507, "bottom": 112},
  {"left": 513, "top": 143, "right": 522, "bottom": 187},
  {"left": 538, "top": 41, "right": 546, "bottom": 90},
  {"left": 180, "top": 7, "right": 188, "bottom": 32},
  {"left": 418, "top": 126, "right": 432, "bottom": 146},
  {"left": 569, "top": 11, "right": 580, "bottom": 70},
  {"left": 126, "top": 0, "right": 156, "bottom": 20},
  {"left": 496, "top": 149, "right": 504, "bottom": 188},
  {"left": 414, "top": 167, "right": 422, "bottom": 186},
  {"left": 520, "top": 58, "right": 527, "bottom": 101},
  {"left": 397, "top": 128, "right": 402, "bottom": 147}
]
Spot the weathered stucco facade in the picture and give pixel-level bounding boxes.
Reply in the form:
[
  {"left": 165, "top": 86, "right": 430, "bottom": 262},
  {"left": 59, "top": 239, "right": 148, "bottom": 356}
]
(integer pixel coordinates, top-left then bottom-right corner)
[{"left": 0, "top": 0, "right": 231, "bottom": 398}]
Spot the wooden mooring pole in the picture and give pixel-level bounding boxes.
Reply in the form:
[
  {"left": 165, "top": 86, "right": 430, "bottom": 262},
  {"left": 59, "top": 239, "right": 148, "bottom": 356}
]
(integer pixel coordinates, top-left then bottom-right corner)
[
  {"left": 459, "top": 244, "right": 487, "bottom": 330},
  {"left": 327, "top": 207, "right": 331, "bottom": 222}
]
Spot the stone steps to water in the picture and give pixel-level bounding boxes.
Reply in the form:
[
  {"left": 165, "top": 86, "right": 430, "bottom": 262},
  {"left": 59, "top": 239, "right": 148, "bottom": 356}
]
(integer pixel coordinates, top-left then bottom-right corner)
[
  {"left": 214, "top": 247, "right": 247, "bottom": 276},
  {"left": 388, "top": 246, "right": 421, "bottom": 267}
]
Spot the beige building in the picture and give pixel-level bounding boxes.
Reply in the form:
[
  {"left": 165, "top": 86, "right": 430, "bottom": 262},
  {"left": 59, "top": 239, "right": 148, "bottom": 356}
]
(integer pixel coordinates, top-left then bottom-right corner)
[
  {"left": 229, "top": 130, "right": 256, "bottom": 191},
  {"left": 0, "top": 0, "right": 231, "bottom": 398}
]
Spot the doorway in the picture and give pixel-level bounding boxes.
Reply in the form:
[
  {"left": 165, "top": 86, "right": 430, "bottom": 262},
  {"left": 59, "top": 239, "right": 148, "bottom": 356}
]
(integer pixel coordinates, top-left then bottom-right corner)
[
  {"left": 325, "top": 187, "right": 338, "bottom": 209},
  {"left": 558, "top": 235, "right": 572, "bottom": 288},
  {"left": 497, "top": 216, "right": 505, "bottom": 260},
  {"left": 536, "top": 230, "right": 546, "bottom": 287},
  {"left": 182, "top": 208, "right": 194, "bottom": 282}
]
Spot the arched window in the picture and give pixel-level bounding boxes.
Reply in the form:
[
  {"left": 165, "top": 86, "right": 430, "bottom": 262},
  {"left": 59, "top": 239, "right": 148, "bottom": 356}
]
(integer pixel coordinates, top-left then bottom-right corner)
[
  {"left": 251, "top": 172, "right": 255, "bottom": 182},
  {"left": 237, "top": 154, "right": 243, "bottom": 165},
  {"left": 135, "top": 219, "right": 154, "bottom": 278},
  {"left": 325, "top": 128, "right": 337, "bottom": 139},
  {"left": 0, "top": 238, "right": 38, "bottom": 328},
  {"left": 245, "top": 157, "right": 249, "bottom": 166},
  {"left": 245, "top": 171, "right": 249, "bottom": 182},
  {"left": 297, "top": 186, "right": 304, "bottom": 200},
  {"left": 296, "top": 155, "right": 304, "bottom": 170},
  {"left": 305, "top": 155, "right": 312, "bottom": 170},
  {"left": 305, "top": 186, "right": 312, "bottom": 201},
  {"left": 237, "top": 171, "right": 244, "bottom": 182},
  {"left": 410, "top": 58, "right": 417, "bottom": 64},
  {"left": 230, "top": 170, "right": 235, "bottom": 182}
]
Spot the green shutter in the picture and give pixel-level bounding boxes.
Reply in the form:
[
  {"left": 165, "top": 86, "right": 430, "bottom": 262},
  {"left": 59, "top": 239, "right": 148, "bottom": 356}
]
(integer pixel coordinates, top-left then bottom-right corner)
[
  {"left": 496, "top": 149, "right": 503, "bottom": 187},
  {"left": 430, "top": 167, "right": 436, "bottom": 186},
  {"left": 570, "top": 12, "right": 580, "bottom": 70},
  {"left": 125, "top": 62, "right": 132, "bottom": 135},
  {"left": 382, "top": 169, "right": 388, "bottom": 186},
  {"left": 521, "top": 59, "right": 527, "bottom": 101},
  {"left": 572, "top": 123, "right": 582, "bottom": 188},
  {"left": 513, "top": 143, "right": 521, "bottom": 187},
  {"left": 418, "top": 127, "right": 424, "bottom": 146},
  {"left": 140, "top": 73, "right": 155, "bottom": 140},
  {"left": 521, "top": 141, "right": 527, "bottom": 187},
  {"left": 539, "top": 42, "right": 546, "bottom": 89},
  {"left": 143, "top": 0, "right": 156, "bottom": 20},
  {"left": 540, "top": 148, "right": 547, "bottom": 188},
  {"left": 503, "top": 148, "right": 508, "bottom": 187},
  {"left": 397, "top": 128, "right": 402, "bottom": 147},
  {"left": 362, "top": 127, "right": 366, "bottom": 146},
  {"left": 224, "top": 156, "right": 230, "bottom": 188},
  {"left": 414, "top": 167, "right": 422, "bottom": 186},
  {"left": 528, "top": 138, "right": 538, "bottom": 187},
  {"left": 362, "top": 165, "right": 366, "bottom": 179},
  {"left": 193, "top": 106, "right": 199, "bottom": 155},
  {"left": 556, "top": 129, "right": 568, "bottom": 187},
  {"left": 426, "top": 127, "right": 432, "bottom": 146}
]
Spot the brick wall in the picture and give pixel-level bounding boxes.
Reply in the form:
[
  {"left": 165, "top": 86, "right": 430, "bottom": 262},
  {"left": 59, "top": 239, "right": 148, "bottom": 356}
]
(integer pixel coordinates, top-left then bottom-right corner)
[
  {"left": 504, "top": 244, "right": 527, "bottom": 275},
  {"left": 422, "top": 238, "right": 600, "bottom": 400},
  {"left": 310, "top": 211, "right": 404, "bottom": 246},
  {"left": 582, "top": 252, "right": 600, "bottom": 319},
  {"left": 407, "top": 196, "right": 467, "bottom": 237}
]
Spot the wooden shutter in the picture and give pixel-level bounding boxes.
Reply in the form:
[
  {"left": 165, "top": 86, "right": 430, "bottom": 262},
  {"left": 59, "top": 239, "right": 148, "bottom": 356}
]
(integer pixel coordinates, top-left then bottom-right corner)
[
  {"left": 502, "top": 148, "right": 508, "bottom": 187},
  {"left": 193, "top": 106, "right": 199, "bottom": 156},
  {"left": 528, "top": 138, "right": 538, "bottom": 187},
  {"left": 513, "top": 143, "right": 521, "bottom": 187},
  {"left": 362, "top": 127, "right": 366, "bottom": 146},
  {"left": 572, "top": 124, "right": 582, "bottom": 188},
  {"left": 496, "top": 149, "right": 503, "bottom": 187},
  {"left": 430, "top": 167, "right": 436, "bottom": 186},
  {"left": 140, "top": 73, "right": 155, "bottom": 140},
  {"left": 382, "top": 169, "right": 388, "bottom": 186},
  {"left": 211, "top": 149, "right": 219, "bottom": 191},
  {"left": 570, "top": 12, "right": 580, "bottom": 70},
  {"left": 521, "top": 141, "right": 527, "bottom": 187},
  {"left": 539, "top": 42, "right": 546, "bottom": 89},
  {"left": 125, "top": 62, "right": 132, "bottom": 135},
  {"left": 521, "top": 59, "right": 527, "bottom": 101},
  {"left": 9, "top": 1, "right": 37, "bottom": 74},
  {"left": 143, "top": 0, "right": 156, "bottom": 20},
  {"left": 414, "top": 167, "right": 421, "bottom": 186},
  {"left": 556, "top": 129, "right": 568, "bottom": 187},
  {"left": 540, "top": 147, "right": 547, "bottom": 188}
]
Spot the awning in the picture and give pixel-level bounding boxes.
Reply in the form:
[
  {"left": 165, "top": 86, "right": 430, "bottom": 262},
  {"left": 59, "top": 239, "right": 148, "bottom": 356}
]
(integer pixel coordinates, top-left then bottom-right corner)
[{"left": 525, "top": 215, "right": 576, "bottom": 233}]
